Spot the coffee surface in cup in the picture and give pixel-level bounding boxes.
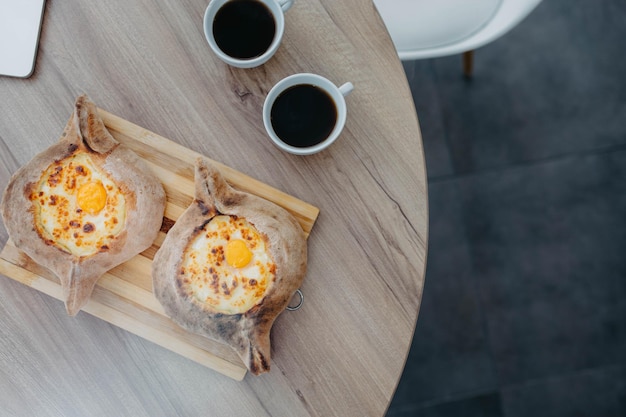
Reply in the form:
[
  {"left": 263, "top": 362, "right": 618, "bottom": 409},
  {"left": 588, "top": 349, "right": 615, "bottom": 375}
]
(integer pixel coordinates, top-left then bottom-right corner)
[
  {"left": 213, "top": 0, "right": 276, "bottom": 59},
  {"left": 270, "top": 84, "right": 337, "bottom": 148}
]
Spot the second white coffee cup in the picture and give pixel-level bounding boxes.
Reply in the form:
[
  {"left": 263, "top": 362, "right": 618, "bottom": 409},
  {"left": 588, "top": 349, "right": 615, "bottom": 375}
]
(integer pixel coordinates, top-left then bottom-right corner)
[{"left": 263, "top": 73, "right": 354, "bottom": 155}]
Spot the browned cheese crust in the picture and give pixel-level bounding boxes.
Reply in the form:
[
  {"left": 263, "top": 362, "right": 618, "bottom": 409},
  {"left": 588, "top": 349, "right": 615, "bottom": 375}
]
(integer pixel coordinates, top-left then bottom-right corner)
[
  {"left": 0, "top": 95, "right": 166, "bottom": 316},
  {"left": 152, "top": 158, "right": 307, "bottom": 375}
]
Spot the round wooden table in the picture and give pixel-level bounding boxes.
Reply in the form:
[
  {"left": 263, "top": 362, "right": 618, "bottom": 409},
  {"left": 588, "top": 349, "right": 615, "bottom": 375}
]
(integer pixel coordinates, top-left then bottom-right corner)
[{"left": 0, "top": 0, "right": 428, "bottom": 415}]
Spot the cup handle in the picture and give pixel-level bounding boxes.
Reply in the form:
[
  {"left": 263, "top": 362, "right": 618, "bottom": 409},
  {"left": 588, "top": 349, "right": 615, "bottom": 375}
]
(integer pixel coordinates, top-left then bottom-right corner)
[
  {"left": 339, "top": 82, "right": 354, "bottom": 97},
  {"left": 278, "top": 0, "right": 293, "bottom": 12}
]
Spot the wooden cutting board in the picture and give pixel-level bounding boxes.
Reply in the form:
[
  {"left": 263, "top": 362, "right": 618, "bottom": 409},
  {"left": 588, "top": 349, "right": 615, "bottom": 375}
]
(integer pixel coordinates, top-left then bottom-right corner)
[{"left": 0, "top": 109, "right": 319, "bottom": 381}]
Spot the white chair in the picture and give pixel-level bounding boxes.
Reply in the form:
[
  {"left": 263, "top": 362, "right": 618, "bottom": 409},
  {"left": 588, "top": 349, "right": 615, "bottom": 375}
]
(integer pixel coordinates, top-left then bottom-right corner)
[{"left": 373, "top": 0, "right": 543, "bottom": 75}]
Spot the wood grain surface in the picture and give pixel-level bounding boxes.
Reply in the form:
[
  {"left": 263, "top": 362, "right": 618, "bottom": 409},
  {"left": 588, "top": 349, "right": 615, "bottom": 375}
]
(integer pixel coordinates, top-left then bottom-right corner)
[{"left": 0, "top": 0, "right": 428, "bottom": 416}]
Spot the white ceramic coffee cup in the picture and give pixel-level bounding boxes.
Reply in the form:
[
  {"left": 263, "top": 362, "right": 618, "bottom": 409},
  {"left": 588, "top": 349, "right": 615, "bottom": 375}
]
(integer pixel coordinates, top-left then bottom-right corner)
[
  {"left": 263, "top": 73, "right": 354, "bottom": 155},
  {"left": 204, "top": 0, "right": 293, "bottom": 68}
]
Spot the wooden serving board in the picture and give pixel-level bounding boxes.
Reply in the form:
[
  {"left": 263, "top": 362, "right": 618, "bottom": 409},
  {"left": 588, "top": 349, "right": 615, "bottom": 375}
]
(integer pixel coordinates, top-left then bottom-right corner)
[{"left": 0, "top": 109, "right": 319, "bottom": 381}]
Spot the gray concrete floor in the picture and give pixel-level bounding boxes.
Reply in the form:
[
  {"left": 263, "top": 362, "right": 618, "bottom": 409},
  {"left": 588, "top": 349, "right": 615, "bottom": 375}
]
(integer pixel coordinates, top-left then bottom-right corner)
[{"left": 387, "top": 1, "right": 626, "bottom": 415}]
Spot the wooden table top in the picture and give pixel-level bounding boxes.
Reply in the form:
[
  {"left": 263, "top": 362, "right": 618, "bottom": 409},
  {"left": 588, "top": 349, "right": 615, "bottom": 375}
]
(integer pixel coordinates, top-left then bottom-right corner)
[{"left": 0, "top": 1, "right": 428, "bottom": 416}]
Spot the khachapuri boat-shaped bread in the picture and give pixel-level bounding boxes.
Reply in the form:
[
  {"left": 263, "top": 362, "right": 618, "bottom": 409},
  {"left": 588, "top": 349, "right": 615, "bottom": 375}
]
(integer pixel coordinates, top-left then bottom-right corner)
[
  {"left": 1, "top": 95, "right": 166, "bottom": 316},
  {"left": 152, "top": 158, "right": 307, "bottom": 375}
]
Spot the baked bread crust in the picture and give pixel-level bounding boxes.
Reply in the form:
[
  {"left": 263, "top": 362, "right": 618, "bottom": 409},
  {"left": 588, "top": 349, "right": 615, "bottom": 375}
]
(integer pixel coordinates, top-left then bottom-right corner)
[
  {"left": 1, "top": 95, "right": 166, "bottom": 316},
  {"left": 152, "top": 158, "right": 307, "bottom": 375}
]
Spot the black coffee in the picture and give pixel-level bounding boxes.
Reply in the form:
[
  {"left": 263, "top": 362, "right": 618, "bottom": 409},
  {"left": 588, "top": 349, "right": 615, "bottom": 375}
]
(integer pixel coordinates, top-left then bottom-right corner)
[
  {"left": 270, "top": 84, "right": 337, "bottom": 148},
  {"left": 213, "top": 0, "right": 276, "bottom": 59}
]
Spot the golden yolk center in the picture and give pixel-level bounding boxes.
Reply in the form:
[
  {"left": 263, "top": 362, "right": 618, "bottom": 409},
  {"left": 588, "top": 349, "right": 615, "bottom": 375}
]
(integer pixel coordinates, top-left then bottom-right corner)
[
  {"left": 76, "top": 181, "right": 107, "bottom": 214},
  {"left": 225, "top": 239, "right": 253, "bottom": 268}
]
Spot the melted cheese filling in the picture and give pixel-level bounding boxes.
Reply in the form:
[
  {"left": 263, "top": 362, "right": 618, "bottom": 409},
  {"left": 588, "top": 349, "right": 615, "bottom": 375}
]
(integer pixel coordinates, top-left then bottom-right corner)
[
  {"left": 31, "top": 152, "right": 126, "bottom": 257},
  {"left": 180, "top": 215, "right": 275, "bottom": 315}
]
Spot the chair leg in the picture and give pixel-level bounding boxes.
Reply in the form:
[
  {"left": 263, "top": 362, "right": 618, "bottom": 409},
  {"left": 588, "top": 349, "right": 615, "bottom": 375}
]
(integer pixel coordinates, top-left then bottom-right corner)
[{"left": 463, "top": 50, "right": 474, "bottom": 77}]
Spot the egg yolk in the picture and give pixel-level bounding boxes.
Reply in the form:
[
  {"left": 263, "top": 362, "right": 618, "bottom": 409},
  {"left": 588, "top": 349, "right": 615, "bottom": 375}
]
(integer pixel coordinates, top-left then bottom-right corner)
[
  {"left": 225, "top": 239, "right": 253, "bottom": 268},
  {"left": 76, "top": 181, "right": 107, "bottom": 214}
]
